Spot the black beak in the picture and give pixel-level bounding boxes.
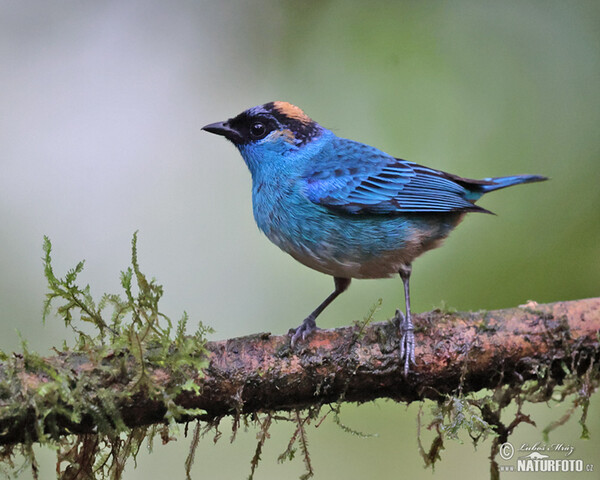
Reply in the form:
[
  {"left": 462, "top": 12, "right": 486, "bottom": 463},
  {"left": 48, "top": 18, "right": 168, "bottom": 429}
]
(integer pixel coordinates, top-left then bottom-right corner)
[{"left": 202, "top": 120, "right": 243, "bottom": 143}]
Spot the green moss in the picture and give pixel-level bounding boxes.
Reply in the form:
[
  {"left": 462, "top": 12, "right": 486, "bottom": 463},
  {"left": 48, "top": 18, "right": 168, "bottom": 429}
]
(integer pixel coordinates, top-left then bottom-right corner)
[
  {"left": 431, "top": 300, "right": 458, "bottom": 315},
  {"left": 418, "top": 354, "right": 599, "bottom": 479},
  {"left": 0, "top": 233, "right": 213, "bottom": 479},
  {"left": 0, "top": 236, "right": 597, "bottom": 480}
]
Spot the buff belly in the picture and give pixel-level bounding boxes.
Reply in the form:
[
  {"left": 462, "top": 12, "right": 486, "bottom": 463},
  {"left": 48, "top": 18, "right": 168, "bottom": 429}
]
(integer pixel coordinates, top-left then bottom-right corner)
[{"left": 259, "top": 201, "right": 465, "bottom": 279}]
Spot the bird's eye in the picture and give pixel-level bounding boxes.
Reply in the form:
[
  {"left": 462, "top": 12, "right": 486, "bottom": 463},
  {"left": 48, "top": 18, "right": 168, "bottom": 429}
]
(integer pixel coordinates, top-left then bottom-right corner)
[{"left": 250, "top": 122, "right": 267, "bottom": 139}]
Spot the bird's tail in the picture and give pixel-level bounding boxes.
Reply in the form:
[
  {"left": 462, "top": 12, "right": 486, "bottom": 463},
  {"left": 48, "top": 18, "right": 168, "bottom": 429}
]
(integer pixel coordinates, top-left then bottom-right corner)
[{"left": 478, "top": 174, "right": 548, "bottom": 194}]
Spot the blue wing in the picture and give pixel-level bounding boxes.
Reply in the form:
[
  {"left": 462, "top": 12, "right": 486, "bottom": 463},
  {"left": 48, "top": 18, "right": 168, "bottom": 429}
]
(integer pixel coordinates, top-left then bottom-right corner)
[{"left": 303, "top": 138, "right": 491, "bottom": 214}]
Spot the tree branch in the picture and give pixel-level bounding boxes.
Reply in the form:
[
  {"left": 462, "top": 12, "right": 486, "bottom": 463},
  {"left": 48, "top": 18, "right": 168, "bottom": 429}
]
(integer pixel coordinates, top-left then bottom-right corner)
[{"left": 1, "top": 298, "right": 599, "bottom": 446}]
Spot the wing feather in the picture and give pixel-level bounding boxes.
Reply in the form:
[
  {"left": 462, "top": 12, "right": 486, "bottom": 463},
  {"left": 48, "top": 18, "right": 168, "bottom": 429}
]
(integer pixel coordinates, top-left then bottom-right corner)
[{"left": 303, "top": 138, "right": 489, "bottom": 214}]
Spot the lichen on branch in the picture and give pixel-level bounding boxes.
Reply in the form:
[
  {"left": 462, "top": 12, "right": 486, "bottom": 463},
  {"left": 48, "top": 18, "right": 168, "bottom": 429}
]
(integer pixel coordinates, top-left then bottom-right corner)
[
  {"left": 0, "top": 233, "right": 212, "bottom": 479},
  {"left": 0, "top": 236, "right": 598, "bottom": 480}
]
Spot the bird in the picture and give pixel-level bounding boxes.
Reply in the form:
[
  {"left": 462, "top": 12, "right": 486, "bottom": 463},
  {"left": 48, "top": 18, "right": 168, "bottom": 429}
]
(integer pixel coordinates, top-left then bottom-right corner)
[{"left": 202, "top": 101, "right": 546, "bottom": 374}]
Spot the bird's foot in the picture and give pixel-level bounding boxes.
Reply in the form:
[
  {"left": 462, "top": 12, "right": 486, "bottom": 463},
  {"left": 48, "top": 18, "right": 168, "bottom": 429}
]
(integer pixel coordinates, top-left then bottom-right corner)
[
  {"left": 289, "top": 316, "right": 319, "bottom": 348},
  {"left": 395, "top": 309, "right": 416, "bottom": 375}
]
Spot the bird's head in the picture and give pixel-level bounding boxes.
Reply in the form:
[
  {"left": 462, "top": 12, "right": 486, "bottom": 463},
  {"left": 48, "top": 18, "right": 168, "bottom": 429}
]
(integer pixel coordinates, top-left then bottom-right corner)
[
  {"left": 202, "top": 102, "right": 326, "bottom": 175},
  {"left": 203, "top": 101, "right": 322, "bottom": 147}
]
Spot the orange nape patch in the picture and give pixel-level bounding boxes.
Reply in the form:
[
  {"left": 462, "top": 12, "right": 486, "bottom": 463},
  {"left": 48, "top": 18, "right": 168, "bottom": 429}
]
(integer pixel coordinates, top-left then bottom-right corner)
[{"left": 272, "top": 101, "right": 312, "bottom": 124}]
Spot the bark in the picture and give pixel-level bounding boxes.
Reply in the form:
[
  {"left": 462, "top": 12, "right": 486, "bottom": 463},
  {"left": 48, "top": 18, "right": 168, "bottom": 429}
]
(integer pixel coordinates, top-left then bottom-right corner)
[{"left": 1, "top": 297, "right": 599, "bottom": 446}]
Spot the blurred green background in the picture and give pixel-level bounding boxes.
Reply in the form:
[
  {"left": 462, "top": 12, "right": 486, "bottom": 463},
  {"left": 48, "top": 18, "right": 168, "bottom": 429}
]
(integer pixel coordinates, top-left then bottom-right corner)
[{"left": 1, "top": 1, "right": 599, "bottom": 479}]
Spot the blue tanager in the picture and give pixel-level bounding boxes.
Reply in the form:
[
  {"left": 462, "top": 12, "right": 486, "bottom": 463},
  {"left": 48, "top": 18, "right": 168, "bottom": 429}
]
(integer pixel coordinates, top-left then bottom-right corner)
[{"left": 203, "top": 101, "right": 546, "bottom": 374}]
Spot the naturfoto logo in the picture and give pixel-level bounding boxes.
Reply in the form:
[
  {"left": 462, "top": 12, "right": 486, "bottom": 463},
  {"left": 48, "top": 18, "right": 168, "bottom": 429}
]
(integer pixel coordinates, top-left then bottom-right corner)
[{"left": 498, "top": 441, "right": 594, "bottom": 474}]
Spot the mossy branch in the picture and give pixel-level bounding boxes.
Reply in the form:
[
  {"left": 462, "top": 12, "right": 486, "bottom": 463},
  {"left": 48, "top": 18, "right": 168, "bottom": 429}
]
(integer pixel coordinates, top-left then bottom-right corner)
[
  {"left": 1, "top": 237, "right": 598, "bottom": 479},
  {"left": 1, "top": 298, "right": 598, "bottom": 447}
]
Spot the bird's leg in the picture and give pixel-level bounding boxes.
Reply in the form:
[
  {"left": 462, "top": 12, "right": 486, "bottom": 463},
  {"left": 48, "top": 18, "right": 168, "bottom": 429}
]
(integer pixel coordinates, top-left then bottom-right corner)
[
  {"left": 290, "top": 276, "right": 351, "bottom": 347},
  {"left": 397, "top": 263, "right": 416, "bottom": 375}
]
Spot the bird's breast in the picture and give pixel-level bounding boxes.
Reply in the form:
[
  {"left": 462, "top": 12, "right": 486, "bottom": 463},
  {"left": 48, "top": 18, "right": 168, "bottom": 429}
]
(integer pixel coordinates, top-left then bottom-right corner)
[{"left": 251, "top": 180, "right": 464, "bottom": 279}]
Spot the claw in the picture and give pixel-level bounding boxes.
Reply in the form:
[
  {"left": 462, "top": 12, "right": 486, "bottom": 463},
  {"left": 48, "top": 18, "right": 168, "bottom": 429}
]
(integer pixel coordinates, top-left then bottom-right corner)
[
  {"left": 395, "top": 308, "right": 416, "bottom": 375},
  {"left": 290, "top": 316, "right": 318, "bottom": 348},
  {"left": 400, "top": 328, "right": 415, "bottom": 375}
]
